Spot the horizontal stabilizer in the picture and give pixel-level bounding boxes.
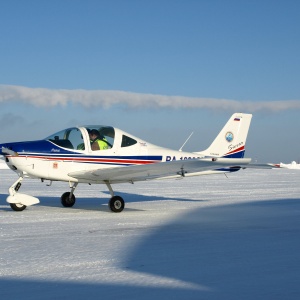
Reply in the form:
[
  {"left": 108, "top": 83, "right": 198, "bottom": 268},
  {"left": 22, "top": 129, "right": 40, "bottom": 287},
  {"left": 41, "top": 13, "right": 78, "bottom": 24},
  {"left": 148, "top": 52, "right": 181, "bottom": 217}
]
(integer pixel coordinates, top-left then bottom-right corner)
[{"left": 245, "top": 163, "right": 280, "bottom": 169}]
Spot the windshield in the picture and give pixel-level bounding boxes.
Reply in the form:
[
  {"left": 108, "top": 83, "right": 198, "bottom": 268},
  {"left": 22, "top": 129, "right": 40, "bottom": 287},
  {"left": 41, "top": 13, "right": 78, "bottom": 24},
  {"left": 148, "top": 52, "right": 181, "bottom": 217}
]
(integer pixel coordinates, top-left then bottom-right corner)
[{"left": 45, "top": 127, "right": 84, "bottom": 150}]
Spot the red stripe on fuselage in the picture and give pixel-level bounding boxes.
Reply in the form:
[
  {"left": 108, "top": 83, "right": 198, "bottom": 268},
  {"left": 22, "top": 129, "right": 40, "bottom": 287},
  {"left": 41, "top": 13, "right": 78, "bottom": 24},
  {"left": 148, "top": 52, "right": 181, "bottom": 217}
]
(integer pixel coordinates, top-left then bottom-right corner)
[{"left": 11, "top": 155, "right": 159, "bottom": 165}]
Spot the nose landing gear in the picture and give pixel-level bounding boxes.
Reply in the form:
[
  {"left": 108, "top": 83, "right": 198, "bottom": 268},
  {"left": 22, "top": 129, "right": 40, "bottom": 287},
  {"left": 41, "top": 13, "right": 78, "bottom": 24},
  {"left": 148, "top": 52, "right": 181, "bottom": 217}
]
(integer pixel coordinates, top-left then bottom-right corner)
[{"left": 7, "top": 176, "right": 40, "bottom": 211}]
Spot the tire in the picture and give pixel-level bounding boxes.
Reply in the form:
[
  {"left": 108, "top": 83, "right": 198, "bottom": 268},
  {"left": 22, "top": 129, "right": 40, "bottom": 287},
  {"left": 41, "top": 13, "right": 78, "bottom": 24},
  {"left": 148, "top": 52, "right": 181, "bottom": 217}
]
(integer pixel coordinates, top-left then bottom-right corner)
[
  {"left": 10, "top": 203, "right": 27, "bottom": 211},
  {"left": 61, "top": 192, "right": 76, "bottom": 207},
  {"left": 109, "top": 196, "right": 125, "bottom": 213}
]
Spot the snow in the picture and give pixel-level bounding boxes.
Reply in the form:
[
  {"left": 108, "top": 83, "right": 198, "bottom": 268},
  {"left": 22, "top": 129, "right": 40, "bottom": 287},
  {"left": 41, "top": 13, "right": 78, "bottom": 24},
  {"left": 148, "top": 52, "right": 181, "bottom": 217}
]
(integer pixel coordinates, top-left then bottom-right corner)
[
  {"left": 0, "top": 158, "right": 8, "bottom": 169},
  {"left": 1, "top": 168, "right": 300, "bottom": 299}
]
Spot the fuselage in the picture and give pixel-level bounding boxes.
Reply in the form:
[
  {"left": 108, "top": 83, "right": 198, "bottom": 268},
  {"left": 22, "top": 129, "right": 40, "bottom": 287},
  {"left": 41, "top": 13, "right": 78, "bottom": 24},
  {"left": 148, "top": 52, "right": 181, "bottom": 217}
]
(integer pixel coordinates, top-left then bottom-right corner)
[{"left": 0, "top": 125, "right": 205, "bottom": 182}]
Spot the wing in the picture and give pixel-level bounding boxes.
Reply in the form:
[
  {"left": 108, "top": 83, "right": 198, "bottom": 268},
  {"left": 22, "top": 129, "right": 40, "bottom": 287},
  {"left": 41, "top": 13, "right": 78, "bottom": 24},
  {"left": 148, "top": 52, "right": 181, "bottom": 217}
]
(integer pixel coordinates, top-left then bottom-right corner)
[
  {"left": 244, "top": 163, "right": 279, "bottom": 169},
  {"left": 68, "top": 157, "right": 254, "bottom": 183}
]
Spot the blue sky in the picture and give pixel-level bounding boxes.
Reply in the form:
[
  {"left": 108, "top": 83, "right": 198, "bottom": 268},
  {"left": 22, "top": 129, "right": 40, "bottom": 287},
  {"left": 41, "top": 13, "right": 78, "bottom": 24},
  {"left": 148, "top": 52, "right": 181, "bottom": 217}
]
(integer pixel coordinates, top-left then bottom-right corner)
[{"left": 0, "top": 0, "right": 299, "bottom": 162}]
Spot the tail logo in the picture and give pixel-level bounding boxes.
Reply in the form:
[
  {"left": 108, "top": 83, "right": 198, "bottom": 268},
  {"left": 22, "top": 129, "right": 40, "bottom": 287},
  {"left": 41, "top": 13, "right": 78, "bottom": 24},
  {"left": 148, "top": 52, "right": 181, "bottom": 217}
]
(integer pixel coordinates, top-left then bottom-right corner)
[{"left": 225, "top": 132, "right": 234, "bottom": 142}]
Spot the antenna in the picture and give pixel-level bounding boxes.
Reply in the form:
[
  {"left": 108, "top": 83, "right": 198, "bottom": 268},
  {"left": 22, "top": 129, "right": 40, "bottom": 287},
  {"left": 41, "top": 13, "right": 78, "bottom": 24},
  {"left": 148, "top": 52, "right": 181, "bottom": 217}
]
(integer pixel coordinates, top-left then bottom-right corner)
[{"left": 179, "top": 132, "right": 194, "bottom": 152}]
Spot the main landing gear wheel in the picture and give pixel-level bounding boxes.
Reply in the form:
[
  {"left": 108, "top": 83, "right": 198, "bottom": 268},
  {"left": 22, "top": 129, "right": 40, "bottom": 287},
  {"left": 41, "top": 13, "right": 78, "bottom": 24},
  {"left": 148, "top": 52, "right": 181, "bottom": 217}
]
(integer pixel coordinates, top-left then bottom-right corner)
[
  {"left": 61, "top": 192, "right": 76, "bottom": 207},
  {"left": 109, "top": 196, "right": 125, "bottom": 213},
  {"left": 10, "top": 203, "right": 27, "bottom": 211}
]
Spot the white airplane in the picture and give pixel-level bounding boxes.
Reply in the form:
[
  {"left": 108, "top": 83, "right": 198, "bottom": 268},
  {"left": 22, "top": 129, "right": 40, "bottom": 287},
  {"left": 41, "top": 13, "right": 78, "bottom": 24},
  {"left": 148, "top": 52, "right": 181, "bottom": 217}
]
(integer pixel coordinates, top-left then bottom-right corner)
[
  {"left": 278, "top": 161, "right": 300, "bottom": 169},
  {"left": 0, "top": 113, "right": 274, "bottom": 212}
]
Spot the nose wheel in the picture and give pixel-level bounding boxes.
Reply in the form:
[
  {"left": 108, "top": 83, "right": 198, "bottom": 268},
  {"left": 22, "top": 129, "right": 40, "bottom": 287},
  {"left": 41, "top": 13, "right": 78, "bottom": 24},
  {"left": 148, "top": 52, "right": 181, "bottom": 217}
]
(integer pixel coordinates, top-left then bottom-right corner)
[{"left": 10, "top": 203, "right": 27, "bottom": 211}]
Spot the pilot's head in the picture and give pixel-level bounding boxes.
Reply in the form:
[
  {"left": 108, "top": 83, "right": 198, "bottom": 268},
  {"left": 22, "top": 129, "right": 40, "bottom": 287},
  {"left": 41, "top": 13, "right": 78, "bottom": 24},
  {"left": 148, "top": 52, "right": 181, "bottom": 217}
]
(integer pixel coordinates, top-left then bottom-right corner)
[{"left": 89, "top": 129, "right": 99, "bottom": 141}]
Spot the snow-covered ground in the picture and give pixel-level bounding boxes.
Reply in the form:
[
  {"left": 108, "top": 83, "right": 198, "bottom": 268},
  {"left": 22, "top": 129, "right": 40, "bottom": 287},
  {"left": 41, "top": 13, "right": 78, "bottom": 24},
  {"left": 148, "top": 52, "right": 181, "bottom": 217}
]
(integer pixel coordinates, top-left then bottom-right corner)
[
  {"left": 0, "top": 158, "right": 8, "bottom": 169},
  {"left": 1, "top": 168, "right": 299, "bottom": 300}
]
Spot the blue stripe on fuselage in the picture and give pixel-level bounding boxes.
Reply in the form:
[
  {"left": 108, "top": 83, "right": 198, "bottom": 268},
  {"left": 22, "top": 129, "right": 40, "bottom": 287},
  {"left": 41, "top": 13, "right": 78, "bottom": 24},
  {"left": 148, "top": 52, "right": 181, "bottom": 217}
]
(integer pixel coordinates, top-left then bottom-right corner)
[{"left": 3, "top": 140, "right": 163, "bottom": 166}]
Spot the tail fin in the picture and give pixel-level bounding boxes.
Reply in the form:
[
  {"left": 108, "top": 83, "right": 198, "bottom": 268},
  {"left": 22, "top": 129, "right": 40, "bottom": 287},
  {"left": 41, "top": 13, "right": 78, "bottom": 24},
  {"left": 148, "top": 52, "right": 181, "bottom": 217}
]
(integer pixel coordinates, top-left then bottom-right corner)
[{"left": 196, "top": 113, "right": 252, "bottom": 158}]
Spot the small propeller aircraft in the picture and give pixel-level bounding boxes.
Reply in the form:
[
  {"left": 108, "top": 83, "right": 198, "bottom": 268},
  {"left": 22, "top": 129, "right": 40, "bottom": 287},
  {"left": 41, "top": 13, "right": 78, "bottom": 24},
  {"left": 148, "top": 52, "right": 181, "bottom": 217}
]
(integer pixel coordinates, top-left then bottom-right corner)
[{"left": 0, "top": 112, "right": 272, "bottom": 213}]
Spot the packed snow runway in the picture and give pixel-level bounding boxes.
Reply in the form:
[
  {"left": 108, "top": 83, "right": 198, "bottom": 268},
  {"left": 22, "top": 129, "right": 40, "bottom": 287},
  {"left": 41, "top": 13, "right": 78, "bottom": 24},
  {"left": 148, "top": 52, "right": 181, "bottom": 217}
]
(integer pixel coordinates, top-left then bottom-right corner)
[{"left": 1, "top": 167, "right": 300, "bottom": 299}]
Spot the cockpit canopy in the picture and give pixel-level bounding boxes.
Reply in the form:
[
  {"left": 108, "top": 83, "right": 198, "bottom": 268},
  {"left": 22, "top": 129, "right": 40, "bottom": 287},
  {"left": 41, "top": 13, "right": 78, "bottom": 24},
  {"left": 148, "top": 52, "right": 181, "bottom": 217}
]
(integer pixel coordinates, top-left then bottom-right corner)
[{"left": 45, "top": 126, "right": 115, "bottom": 151}]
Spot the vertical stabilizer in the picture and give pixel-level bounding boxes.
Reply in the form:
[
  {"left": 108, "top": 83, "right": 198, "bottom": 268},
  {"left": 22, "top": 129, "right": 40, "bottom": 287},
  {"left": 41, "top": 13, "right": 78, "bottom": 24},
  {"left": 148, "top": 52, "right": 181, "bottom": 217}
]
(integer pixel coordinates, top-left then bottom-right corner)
[{"left": 196, "top": 113, "right": 252, "bottom": 158}]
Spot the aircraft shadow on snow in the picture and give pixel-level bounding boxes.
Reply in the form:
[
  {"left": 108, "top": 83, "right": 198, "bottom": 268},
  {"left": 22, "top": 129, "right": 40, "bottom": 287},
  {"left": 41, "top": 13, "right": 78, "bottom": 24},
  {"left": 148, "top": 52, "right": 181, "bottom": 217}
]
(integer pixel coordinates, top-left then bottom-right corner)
[
  {"left": 0, "top": 191, "right": 207, "bottom": 213},
  {"left": 0, "top": 198, "right": 300, "bottom": 300}
]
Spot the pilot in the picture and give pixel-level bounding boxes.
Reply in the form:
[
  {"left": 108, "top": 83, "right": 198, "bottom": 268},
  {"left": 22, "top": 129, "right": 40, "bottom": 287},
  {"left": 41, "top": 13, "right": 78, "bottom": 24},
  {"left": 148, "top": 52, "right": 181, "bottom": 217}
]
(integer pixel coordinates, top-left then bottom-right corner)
[{"left": 89, "top": 129, "right": 109, "bottom": 151}]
